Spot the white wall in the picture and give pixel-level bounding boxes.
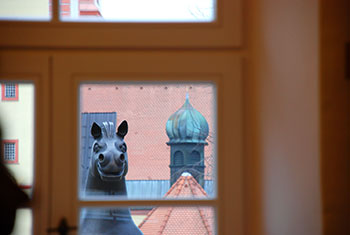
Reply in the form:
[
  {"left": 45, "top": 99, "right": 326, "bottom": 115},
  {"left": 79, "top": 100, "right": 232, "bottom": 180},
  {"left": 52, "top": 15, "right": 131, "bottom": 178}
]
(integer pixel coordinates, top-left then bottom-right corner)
[
  {"left": 0, "top": 0, "right": 49, "bottom": 18},
  {"left": 0, "top": 83, "right": 35, "bottom": 186}
]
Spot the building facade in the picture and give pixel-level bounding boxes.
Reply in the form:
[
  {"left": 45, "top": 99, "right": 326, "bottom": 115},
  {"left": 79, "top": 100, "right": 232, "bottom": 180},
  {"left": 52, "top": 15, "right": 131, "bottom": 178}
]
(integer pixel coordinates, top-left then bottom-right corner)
[{"left": 0, "top": 83, "right": 34, "bottom": 192}]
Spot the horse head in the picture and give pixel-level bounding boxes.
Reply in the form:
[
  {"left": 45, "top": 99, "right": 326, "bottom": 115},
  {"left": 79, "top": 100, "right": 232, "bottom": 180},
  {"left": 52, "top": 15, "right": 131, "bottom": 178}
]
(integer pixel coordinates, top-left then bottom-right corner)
[{"left": 90, "top": 120, "right": 128, "bottom": 181}]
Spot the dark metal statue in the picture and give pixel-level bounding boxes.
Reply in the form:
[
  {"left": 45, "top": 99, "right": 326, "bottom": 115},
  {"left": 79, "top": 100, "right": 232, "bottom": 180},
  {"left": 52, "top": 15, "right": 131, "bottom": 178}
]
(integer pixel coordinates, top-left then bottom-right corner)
[{"left": 80, "top": 121, "right": 143, "bottom": 235}]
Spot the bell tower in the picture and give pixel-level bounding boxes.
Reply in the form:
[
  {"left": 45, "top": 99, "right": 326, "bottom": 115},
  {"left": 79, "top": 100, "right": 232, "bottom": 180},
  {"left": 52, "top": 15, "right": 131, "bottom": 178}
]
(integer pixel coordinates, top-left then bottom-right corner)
[{"left": 166, "top": 94, "right": 209, "bottom": 187}]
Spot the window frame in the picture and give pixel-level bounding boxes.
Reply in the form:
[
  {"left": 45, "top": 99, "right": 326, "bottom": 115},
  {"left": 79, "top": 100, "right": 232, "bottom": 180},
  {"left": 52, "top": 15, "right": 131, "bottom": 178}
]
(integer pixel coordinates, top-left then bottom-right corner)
[
  {"left": 2, "top": 139, "right": 19, "bottom": 164},
  {"left": 0, "top": 52, "right": 51, "bottom": 235},
  {"left": 1, "top": 83, "right": 19, "bottom": 101},
  {"left": 0, "top": 0, "right": 241, "bottom": 48},
  {"left": 50, "top": 51, "right": 243, "bottom": 234}
]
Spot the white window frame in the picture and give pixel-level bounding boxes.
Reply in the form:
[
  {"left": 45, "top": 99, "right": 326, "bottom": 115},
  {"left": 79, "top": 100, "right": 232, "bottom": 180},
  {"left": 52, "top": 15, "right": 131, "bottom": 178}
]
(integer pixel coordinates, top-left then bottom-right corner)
[{"left": 0, "top": 0, "right": 241, "bottom": 48}]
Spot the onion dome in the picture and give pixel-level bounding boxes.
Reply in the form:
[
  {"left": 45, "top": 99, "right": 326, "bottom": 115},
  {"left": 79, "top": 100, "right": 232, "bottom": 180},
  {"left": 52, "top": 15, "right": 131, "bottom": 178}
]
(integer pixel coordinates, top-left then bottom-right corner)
[{"left": 166, "top": 94, "right": 209, "bottom": 144}]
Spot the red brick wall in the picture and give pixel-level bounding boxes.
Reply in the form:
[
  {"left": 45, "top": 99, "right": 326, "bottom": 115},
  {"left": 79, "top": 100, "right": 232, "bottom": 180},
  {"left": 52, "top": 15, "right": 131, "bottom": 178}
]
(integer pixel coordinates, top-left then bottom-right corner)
[
  {"left": 54, "top": 0, "right": 101, "bottom": 18},
  {"left": 81, "top": 84, "right": 215, "bottom": 180}
]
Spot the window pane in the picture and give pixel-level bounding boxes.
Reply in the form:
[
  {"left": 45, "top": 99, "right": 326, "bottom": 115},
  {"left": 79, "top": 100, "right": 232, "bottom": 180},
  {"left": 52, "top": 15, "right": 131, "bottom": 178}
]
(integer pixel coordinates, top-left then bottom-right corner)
[
  {"left": 61, "top": 0, "right": 215, "bottom": 22},
  {"left": 79, "top": 83, "right": 216, "bottom": 200},
  {"left": 11, "top": 209, "right": 33, "bottom": 235},
  {"left": 0, "top": 82, "right": 35, "bottom": 196},
  {"left": 80, "top": 206, "right": 215, "bottom": 234},
  {"left": 0, "top": 0, "right": 50, "bottom": 21}
]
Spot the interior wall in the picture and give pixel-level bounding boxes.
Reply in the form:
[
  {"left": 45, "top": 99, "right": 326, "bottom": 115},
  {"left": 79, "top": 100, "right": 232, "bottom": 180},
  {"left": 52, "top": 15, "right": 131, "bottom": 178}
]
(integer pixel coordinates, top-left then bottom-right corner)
[
  {"left": 244, "top": 0, "right": 322, "bottom": 234},
  {"left": 320, "top": 0, "right": 350, "bottom": 234}
]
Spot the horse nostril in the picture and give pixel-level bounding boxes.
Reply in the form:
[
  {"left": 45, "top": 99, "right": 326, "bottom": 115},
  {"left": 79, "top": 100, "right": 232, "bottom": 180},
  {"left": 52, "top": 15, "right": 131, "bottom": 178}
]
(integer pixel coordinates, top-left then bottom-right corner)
[
  {"left": 98, "top": 154, "right": 104, "bottom": 162},
  {"left": 120, "top": 154, "right": 125, "bottom": 162}
]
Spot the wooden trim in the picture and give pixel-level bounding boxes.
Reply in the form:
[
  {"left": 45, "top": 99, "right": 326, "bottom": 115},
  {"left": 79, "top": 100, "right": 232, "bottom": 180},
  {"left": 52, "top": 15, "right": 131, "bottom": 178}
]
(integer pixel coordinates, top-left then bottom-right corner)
[
  {"left": 0, "top": 0, "right": 241, "bottom": 48},
  {"left": 320, "top": 0, "right": 350, "bottom": 234}
]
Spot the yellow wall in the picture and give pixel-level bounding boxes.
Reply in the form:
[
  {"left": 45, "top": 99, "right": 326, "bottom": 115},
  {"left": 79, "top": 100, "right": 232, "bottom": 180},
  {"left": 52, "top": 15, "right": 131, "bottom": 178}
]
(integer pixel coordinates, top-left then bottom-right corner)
[
  {"left": 0, "top": 83, "right": 35, "bottom": 187},
  {"left": 0, "top": 0, "right": 49, "bottom": 18}
]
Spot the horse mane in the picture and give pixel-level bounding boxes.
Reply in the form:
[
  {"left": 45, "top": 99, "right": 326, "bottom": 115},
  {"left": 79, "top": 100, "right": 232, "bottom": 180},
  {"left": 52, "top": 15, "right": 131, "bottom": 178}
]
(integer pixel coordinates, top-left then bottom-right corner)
[{"left": 101, "top": 121, "right": 115, "bottom": 139}]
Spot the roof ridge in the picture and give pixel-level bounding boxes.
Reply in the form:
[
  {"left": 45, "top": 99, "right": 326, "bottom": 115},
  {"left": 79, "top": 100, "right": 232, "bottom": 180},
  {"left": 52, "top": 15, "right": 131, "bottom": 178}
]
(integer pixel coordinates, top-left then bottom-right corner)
[
  {"left": 198, "top": 207, "right": 212, "bottom": 235},
  {"left": 189, "top": 175, "right": 208, "bottom": 196},
  {"left": 175, "top": 177, "right": 185, "bottom": 196},
  {"left": 138, "top": 207, "right": 157, "bottom": 229},
  {"left": 163, "top": 175, "right": 186, "bottom": 197},
  {"left": 188, "top": 176, "right": 196, "bottom": 196},
  {"left": 158, "top": 207, "right": 174, "bottom": 235}
]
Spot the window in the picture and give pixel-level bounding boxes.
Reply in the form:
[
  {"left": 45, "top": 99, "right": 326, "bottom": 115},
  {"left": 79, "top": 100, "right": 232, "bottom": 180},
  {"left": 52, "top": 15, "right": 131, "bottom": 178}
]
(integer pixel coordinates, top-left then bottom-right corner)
[
  {"left": 79, "top": 83, "right": 216, "bottom": 201},
  {"left": 0, "top": 0, "right": 50, "bottom": 21},
  {"left": 174, "top": 151, "right": 184, "bottom": 165},
  {"left": 0, "top": 39, "right": 243, "bottom": 233},
  {"left": 3, "top": 140, "right": 18, "bottom": 164},
  {"left": 60, "top": 0, "right": 215, "bottom": 22},
  {"left": 48, "top": 52, "right": 242, "bottom": 234},
  {"left": 0, "top": 80, "right": 36, "bottom": 234},
  {"left": 2, "top": 83, "right": 19, "bottom": 101},
  {"left": 189, "top": 150, "right": 200, "bottom": 165},
  {"left": 0, "top": 0, "right": 241, "bottom": 48}
]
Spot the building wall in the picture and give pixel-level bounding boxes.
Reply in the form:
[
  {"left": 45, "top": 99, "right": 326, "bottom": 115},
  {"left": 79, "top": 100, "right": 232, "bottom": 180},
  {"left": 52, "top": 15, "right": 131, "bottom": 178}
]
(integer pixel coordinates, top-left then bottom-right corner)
[
  {"left": 245, "top": 0, "right": 322, "bottom": 234},
  {"left": 0, "top": 0, "right": 49, "bottom": 18},
  {"left": 80, "top": 84, "right": 215, "bottom": 180},
  {"left": 0, "top": 83, "right": 35, "bottom": 187}
]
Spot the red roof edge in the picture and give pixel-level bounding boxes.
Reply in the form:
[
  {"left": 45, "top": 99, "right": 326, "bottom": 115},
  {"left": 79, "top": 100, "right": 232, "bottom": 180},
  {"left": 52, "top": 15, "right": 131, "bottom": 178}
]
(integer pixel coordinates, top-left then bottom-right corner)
[
  {"left": 158, "top": 207, "right": 174, "bottom": 235},
  {"left": 138, "top": 207, "right": 157, "bottom": 229},
  {"left": 199, "top": 207, "right": 213, "bottom": 235}
]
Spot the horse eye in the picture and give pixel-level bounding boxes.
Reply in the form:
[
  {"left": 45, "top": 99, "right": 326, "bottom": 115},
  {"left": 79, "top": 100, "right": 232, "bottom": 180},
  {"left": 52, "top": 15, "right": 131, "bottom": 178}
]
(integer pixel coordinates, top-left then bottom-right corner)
[
  {"left": 93, "top": 143, "right": 100, "bottom": 152},
  {"left": 119, "top": 143, "right": 127, "bottom": 153}
]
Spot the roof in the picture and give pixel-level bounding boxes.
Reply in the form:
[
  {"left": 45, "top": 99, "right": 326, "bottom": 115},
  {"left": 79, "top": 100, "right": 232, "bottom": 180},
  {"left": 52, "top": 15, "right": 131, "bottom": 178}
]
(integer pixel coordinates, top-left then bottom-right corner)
[
  {"left": 166, "top": 94, "right": 209, "bottom": 144},
  {"left": 138, "top": 173, "right": 214, "bottom": 234},
  {"left": 125, "top": 179, "right": 215, "bottom": 199}
]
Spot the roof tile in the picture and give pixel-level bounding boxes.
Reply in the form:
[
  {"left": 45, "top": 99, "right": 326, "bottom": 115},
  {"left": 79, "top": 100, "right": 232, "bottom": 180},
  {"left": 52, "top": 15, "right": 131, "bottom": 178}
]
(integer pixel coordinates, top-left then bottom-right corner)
[{"left": 139, "top": 174, "right": 214, "bottom": 234}]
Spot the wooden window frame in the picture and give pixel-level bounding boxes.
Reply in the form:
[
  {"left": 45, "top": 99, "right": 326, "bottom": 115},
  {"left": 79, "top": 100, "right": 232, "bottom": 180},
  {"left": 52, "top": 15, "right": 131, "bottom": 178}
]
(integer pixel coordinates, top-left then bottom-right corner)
[
  {"left": 50, "top": 52, "right": 243, "bottom": 235},
  {"left": 2, "top": 139, "right": 19, "bottom": 164},
  {"left": 0, "top": 52, "right": 51, "bottom": 235},
  {"left": 1, "top": 83, "right": 19, "bottom": 101},
  {"left": 0, "top": 0, "right": 241, "bottom": 48}
]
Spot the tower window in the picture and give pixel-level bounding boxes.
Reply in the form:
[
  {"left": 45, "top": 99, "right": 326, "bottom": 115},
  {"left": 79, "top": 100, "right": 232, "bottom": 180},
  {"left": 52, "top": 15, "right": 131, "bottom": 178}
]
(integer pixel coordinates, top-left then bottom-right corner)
[
  {"left": 189, "top": 151, "right": 200, "bottom": 165},
  {"left": 174, "top": 151, "right": 184, "bottom": 165}
]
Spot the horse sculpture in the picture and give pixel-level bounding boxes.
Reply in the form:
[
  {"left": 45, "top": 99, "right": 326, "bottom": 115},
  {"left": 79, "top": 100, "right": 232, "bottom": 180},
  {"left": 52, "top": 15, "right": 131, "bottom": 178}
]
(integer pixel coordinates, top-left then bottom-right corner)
[{"left": 80, "top": 121, "right": 143, "bottom": 235}]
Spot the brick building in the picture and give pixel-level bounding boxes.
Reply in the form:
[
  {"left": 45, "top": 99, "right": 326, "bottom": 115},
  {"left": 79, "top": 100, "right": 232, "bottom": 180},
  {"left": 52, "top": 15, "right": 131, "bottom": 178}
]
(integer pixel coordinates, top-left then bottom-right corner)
[{"left": 80, "top": 83, "right": 216, "bottom": 198}]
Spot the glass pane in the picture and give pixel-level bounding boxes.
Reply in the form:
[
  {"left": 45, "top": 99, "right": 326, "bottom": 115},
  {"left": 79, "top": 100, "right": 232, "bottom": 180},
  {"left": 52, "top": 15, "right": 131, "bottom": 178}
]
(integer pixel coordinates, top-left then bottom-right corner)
[
  {"left": 80, "top": 206, "right": 215, "bottom": 234},
  {"left": 0, "top": 83, "right": 35, "bottom": 197},
  {"left": 11, "top": 209, "right": 33, "bottom": 235},
  {"left": 61, "top": 0, "right": 215, "bottom": 22},
  {"left": 0, "top": 0, "right": 50, "bottom": 21},
  {"left": 79, "top": 83, "right": 216, "bottom": 200}
]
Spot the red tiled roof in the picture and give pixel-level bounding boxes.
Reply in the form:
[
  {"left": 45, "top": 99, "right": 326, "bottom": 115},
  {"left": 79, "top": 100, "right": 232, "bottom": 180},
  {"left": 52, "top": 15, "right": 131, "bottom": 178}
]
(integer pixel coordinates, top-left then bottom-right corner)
[
  {"left": 81, "top": 84, "right": 215, "bottom": 180},
  {"left": 138, "top": 174, "right": 214, "bottom": 234}
]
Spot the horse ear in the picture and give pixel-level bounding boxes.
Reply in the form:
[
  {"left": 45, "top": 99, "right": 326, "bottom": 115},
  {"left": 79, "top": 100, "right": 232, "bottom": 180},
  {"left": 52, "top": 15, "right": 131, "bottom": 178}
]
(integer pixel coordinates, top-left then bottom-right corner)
[
  {"left": 117, "top": 120, "right": 128, "bottom": 138},
  {"left": 91, "top": 122, "right": 102, "bottom": 139}
]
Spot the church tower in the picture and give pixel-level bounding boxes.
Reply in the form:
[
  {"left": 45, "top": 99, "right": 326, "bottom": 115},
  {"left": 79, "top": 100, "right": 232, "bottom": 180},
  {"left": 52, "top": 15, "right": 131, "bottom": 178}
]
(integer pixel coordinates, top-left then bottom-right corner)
[{"left": 166, "top": 94, "right": 209, "bottom": 187}]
